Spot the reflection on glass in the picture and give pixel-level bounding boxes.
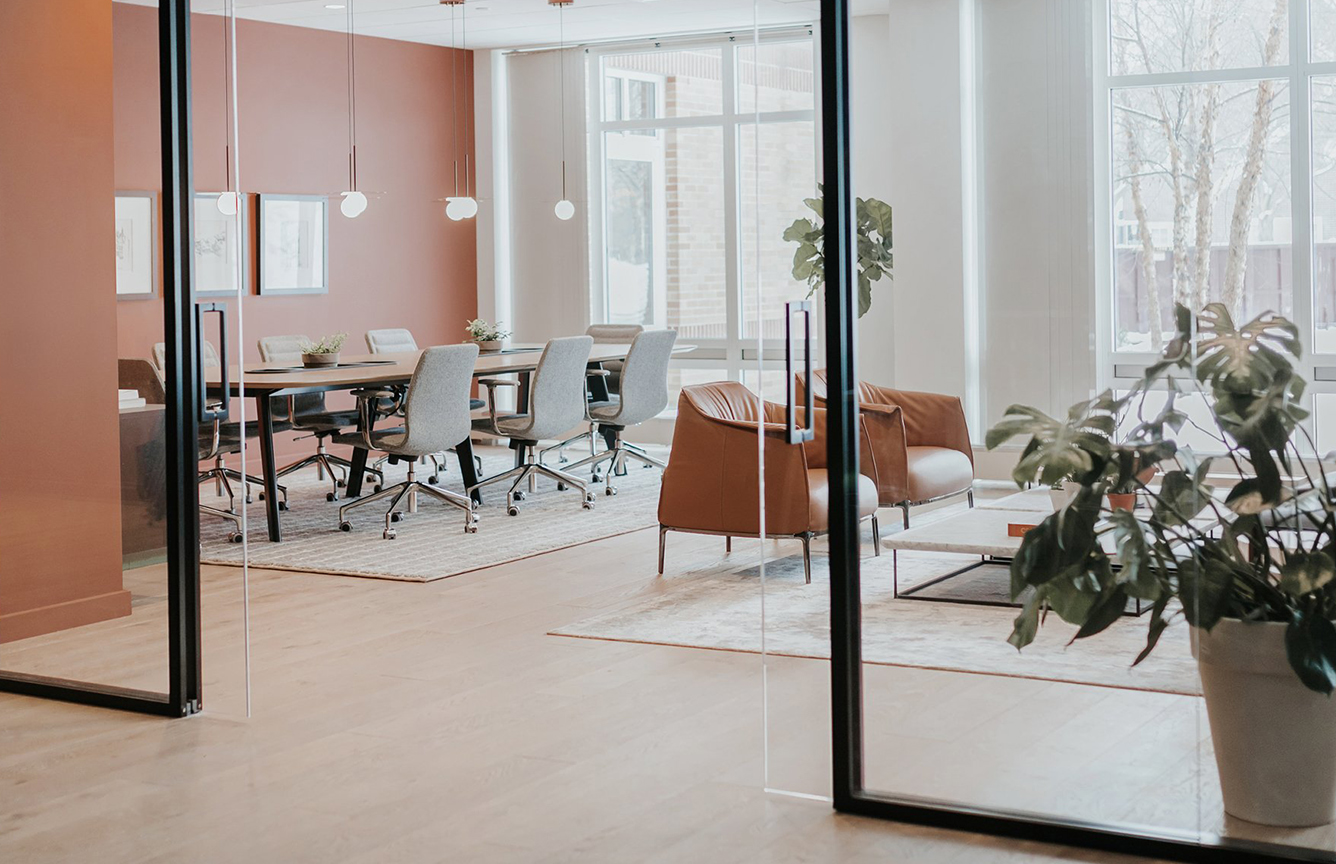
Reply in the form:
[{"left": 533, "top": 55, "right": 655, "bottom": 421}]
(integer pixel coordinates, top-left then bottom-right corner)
[
  {"left": 602, "top": 49, "right": 724, "bottom": 119},
  {"left": 738, "top": 39, "right": 814, "bottom": 113},
  {"left": 1109, "top": 0, "right": 1290, "bottom": 76}
]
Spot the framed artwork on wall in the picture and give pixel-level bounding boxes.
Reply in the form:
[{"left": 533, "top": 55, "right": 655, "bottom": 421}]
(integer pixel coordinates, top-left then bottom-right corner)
[
  {"left": 258, "top": 193, "right": 329, "bottom": 295},
  {"left": 193, "top": 192, "right": 248, "bottom": 297},
  {"left": 114, "top": 191, "right": 158, "bottom": 300}
]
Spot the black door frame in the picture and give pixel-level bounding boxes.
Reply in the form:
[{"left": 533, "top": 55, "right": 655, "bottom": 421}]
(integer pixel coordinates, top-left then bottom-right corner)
[
  {"left": 819, "top": 0, "right": 1324, "bottom": 860},
  {"left": 0, "top": 0, "right": 202, "bottom": 717}
]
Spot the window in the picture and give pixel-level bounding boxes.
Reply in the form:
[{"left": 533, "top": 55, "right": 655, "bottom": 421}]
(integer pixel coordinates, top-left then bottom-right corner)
[{"left": 589, "top": 33, "right": 818, "bottom": 400}]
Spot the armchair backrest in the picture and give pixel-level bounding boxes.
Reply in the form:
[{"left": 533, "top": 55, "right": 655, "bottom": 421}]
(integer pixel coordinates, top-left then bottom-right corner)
[
  {"left": 398, "top": 344, "right": 479, "bottom": 455},
  {"left": 365, "top": 328, "right": 418, "bottom": 354},
  {"left": 607, "top": 329, "right": 677, "bottom": 426},
  {"left": 257, "top": 334, "right": 308, "bottom": 365},
  {"left": 153, "top": 340, "right": 218, "bottom": 373},
  {"left": 118, "top": 358, "right": 166, "bottom": 404},
  {"left": 586, "top": 323, "right": 644, "bottom": 343}
]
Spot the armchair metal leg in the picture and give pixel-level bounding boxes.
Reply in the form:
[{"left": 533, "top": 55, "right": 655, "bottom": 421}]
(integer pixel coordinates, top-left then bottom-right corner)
[
  {"left": 801, "top": 533, "right": 813, "bottom": 584},
  {"left": 658, "top": 525, "right": 668, "bottom": 575},
  {"left": 900, "top": 503, "right": 911, "bottom": 530},
  {"left": 725, "top": 535, "right": 731, "bottom": 553},
  {"left": 871, "top": 515, "right": 881, "bottom": 557},
  {"left": 968, "top": 488, "right": 975, "bottom": 508}
]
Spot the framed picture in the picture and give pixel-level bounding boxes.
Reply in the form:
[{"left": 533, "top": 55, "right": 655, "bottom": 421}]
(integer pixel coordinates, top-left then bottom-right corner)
[
  {"left": 258, "top": 193, "right": 329, "bottom": 295},
  {"left": 115, "top": 191, "right": 157, "bottom": 300},
  {"left": 194, "top": 192, "right": 249, "bottom": 297}
]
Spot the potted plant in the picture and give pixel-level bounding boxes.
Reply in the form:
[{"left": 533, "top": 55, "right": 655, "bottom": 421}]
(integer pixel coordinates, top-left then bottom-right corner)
[
  {"left": 300, "top": 333, "right": 347, "bottom": 368},
  {"left": 465, "top": 318, "right": 511, "bottom": 352},
  {"left": 987, "top": 303, "right": 1336, "bottom": 827},
  {"left": 783, "top": 183, "right": 892, "bottom": 318}
]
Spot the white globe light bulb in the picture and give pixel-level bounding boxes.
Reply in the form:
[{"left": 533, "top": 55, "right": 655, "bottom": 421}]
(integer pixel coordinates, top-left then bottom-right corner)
[
  {"left": 554, "top": 199, "right": 575, "bottom": 221},
  {"left": 340, "top": 190, "right": 368, "bottom": 218},
  {"left": 446, "top": 198, "right": 467, "bottom": 221},
  {"left": 459, "top": 196, "right": 479, "bottom": 219},
  {"left": 216, "top": 191, "right": 239, "bottom": 216}
]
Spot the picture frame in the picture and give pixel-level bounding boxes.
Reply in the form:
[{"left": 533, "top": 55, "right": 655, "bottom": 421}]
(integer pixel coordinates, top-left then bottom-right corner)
[
  {"left": 258, "top": 193, "right": 329, "bottom": 295},
  {"left": 193, "top": 192, "right": 249, "bottom": 297},
  {"left": 114, "top": 191, "right": 158, "bottom": 300}
]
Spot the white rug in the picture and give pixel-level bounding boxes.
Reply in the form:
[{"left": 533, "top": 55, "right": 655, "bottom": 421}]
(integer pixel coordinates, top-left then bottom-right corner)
[
  {"left": 200, "top": 448, "right": 663, "bottom": 582},
  {"left": 552, "top": 542, "right": 1202, "bottom": 696}
]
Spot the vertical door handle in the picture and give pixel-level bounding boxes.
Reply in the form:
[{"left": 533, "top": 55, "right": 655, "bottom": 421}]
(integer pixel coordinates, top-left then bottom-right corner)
[
  {"left": 785, "top": 300, "right": 815, "bottom": 445},
  {"left": 197, "top": 302, "right": 229, "bottom": 423}
]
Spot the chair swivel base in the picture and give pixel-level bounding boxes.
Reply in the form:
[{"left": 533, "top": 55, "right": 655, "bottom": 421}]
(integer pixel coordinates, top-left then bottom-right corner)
[
  {"left": 468, "top": 457, "right": 596, "bottom": 516},
  {"left": 565, "top": 437, "right": 664, "bottom": 496},
  {"left": 277, "top": 448, "right": 383, "bottom": 502},
  {"left": 657, "top": 515, "right": 881, "bottom": 584},
  {"left": 337, "top": 465, "right": 477, "bottom": 539},
  {"left": 199, "top": 463, "right": 288, "bottom": 512},
  {"left": 201, "top": 504, "right": 244, "bottom": 544}
]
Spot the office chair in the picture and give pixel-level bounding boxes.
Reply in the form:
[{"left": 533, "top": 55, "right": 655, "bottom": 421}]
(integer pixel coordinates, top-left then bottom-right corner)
[
  {"left": 470, "top": 336, "right": 597, "bottom": 515},
  {"left": 541, "top": 323, "right": 646, "bottom": 464},
  {"left": 335, "top": 345, "right": 480, "bottom": 539},
  {"left": 152, "top": 341, "right": 288, "bottom": 509},
  {"left": 365, "top": 328, "right": 419, "bottom": 354},
  {"left": 258, "top": 334, "right": 381, "bottom": 500},
  {"left": 564, "top": 329, "right": 676, "bottom": 495}
]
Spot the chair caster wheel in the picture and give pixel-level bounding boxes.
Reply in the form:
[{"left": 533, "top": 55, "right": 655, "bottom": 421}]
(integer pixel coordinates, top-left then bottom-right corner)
[
  {"left": 257, "top": 493, "right": 265, "bottom": 501},
  {"left": 591, "top": 473, "right": 602, "bottom": 483},
  {"left": 514, "top": 491, "right": 527, "bottom": 501},
  {"left": 605, "top": 486, "right": 617, "bottom": 496},
  {"left": 429, "top": 476, "right": 440, "bottom": 485},
  {"left": 245, "top": 495, "right": 254, "bottom": 505},
  {"left": 228, "top": 533, "right": 244, "bottom": 544},
  {"left": 464, "top": 520, "right": 479, "bottom": 534},
  {"left": 337, "top": 479, "right": 347, "bottom": 488},
  {"left": 339, "top": 521, "right": 352, "bottom": 532},
  {"left": 391, "top": 512, "right": 404, "bottom": 523},
  {"left": 556, "top": 482, "right": 567, "bottom": 491},
  {"left": 372, "top": 484, "right": 383, "bottom": 493},
  {"left": 383, "top": 530, "right": 397, "bottom": 540},
  {"left": 507, "top": 506, "right": 520, "bottom": 516},
  {"left": 326, "top": 492, "right": 338, "bottom": 502},
  {"left": 582, "top": 500, "right": 595, "bottom": 511},
  {"left": 278, "top": 501, "right": 289, "bottom": 511}
]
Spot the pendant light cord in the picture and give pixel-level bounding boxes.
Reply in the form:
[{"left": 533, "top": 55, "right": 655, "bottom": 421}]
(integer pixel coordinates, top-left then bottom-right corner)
[
  {"left": 223, "top": 0, "right": 232, "bottom": 194},
  {"left": 346, "top": 0, "right": 357, "bottom": 191},
  {"left": 452, "top": 5, "right": 460, "bottom": 197},
  {"left": 559, "top": 3, "right": 566, "bottom": 198},
  {"left": 463, "top": 2, "right": 470, "bottom": 199}
]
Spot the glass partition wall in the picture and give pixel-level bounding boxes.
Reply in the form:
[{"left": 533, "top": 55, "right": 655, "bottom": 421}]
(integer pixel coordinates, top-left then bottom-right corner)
[
  {"left": 809, "top": 0, "right": 1336, "bottom": 860},
  {"left": 0, "top": 0, "right": 248, "bottom": 716}
]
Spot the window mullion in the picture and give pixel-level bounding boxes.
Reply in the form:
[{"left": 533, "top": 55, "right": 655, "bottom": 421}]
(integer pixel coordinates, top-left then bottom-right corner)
[{"left": 723, "top": 39, "right": 742, "bottom": 348}]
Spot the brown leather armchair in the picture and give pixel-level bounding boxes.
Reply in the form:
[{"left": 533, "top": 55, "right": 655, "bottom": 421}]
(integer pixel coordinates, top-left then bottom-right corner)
[
  {"left": 798, "top": 370, "right": 974, "bottom": 528},
  {"left": 657, "top": 381, "right": 880, "bottom": 583}
]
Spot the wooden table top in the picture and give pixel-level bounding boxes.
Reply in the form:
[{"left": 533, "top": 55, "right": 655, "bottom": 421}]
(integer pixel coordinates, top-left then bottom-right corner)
[{"left": 205, "top": 342, "right": 691, "bottom": 395}]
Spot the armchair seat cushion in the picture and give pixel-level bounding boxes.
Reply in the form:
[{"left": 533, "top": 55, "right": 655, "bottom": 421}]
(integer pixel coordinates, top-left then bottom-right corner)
[
  {"left": 805, "top": 469, "right": 879, "bottom": 532},
  {"left": 471, "top": 414, "right": 529, "bottom": 437},
  {"left": 904, "top": 446, "right": 973, "bottom": 504},
  {"left": 292, "top": 409, "right": 360, "bottom": 432}
]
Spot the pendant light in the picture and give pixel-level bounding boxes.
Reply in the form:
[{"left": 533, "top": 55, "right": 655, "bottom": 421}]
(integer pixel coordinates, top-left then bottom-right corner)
[
  {"left": 443, "top": 0, "right": 478, "bottom": 220},
  {"left": 340, "top": 0, "right": 368, "bottom": 218},
  {"left": 217, "top": 0, "right": 239, "bottom": 215},
  {"left": 551, "top": 0, "right": 574, "bottom": 221}
]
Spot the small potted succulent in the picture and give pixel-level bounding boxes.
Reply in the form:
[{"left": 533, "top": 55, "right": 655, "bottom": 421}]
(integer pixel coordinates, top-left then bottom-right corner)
[
  {"left": 300, "top": 333, "right": 347, "bottom": 368},
  {"left": 465, "top": 318, "right": 511, "bottom": 352}
]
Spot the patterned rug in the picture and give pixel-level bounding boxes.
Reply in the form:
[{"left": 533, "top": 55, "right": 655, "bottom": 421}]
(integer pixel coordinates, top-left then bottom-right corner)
[
  {"left": 552, "top": 540, "right": 1202, "bottom": 695},
  {"left": 200, "top": 447, "right": 664, "bottom": 581}
]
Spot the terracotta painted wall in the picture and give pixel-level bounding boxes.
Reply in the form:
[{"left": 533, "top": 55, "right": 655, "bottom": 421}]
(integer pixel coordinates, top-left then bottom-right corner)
[
  {"left": 0, "top": 0, "right": 131, "bottom": 642},
  {"left": 113, "top": 4, "right": 478, "bottom": 460}
]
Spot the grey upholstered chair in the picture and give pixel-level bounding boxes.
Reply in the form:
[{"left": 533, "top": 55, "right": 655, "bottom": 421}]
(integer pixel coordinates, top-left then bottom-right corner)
[
  {"left": 258, "top": 334, "right": 380, "bottom": 499},
  {"left": 152, "top": 341, "right": 288, "bottom": 510},
  {"left": 471, "top": 336, "right": 597, "bottom": 515},
  {"left": 365, "top": 328, "right": 419, "bottom": 354},
  {"left": 586, "top": 323, "right": 644, "bottom": 396},
  {"left": 334, "top": 344, "right": 480, "bottom": 539},
  {"left": 564, "top": 329, "right": 676, "bottom": 495}
]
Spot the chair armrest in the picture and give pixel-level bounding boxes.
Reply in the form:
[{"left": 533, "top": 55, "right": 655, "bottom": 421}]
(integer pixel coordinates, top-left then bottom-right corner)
[
  {"left": 586, "top": 368, "right": 611, "bottom": 377},
  {"left": 477, "top": 378, "right": 520, "bottom": 388},
  {"left": 859, "top": 402, "right": 910, "bottom": 505},
  {"left": 344, "top": 388, "right": 400, "bottom": 451},
  {"left": 862, "top": 385, "right": 971, "bottom": 460},
  {"left": 478, "top": 378, "right": 520, "bottom": 431}
]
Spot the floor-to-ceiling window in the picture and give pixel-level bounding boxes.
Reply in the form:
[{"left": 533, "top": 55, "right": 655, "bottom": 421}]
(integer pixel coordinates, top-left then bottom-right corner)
[{"left": 587, "top": 30, "right": 817, "bottom": 408}]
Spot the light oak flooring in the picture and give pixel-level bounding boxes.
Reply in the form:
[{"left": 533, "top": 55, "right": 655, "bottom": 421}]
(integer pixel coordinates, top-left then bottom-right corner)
[{"left": 0, "top": 505, "right": 1311, "bottom": 863}]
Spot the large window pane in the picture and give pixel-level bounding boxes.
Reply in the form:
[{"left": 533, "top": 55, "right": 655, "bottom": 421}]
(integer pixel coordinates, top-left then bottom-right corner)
[
  {"left": 1111, "top": 80, "right": 1292, "bottom": 352},
  {"left": 738, "top": 40, "right": 814, "bottom": 114},
  {"left": 601, "top": 49, "right": 724, "bottom": 120},
  {"left": 1314, "top": 0, "right": 1336, "bottom": 61},
  {"left": 1311, "top": 77, "right": 1336, "bottom": 352},
  {"left": 740, "top": 121, "right": 818, "bottom": 340},
  {"left": 1109, "top": 0, "right": 1290, "bottom": 76}
]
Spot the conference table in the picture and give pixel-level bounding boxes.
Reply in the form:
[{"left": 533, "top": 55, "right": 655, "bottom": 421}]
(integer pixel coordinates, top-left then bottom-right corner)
[{"left": 206, "top": 342, "right": 688, "bottom": 542}]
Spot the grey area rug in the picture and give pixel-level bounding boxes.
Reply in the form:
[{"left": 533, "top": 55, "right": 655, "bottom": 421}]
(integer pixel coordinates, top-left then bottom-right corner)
[
  {"left": 552, "top": 544, "right": 1202, "bottom": 696},
  {"left": 200, "top": 449, "right": 663, "bottom": 582}
]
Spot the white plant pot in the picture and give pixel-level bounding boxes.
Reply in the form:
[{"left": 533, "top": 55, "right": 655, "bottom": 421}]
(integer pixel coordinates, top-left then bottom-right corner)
[{"left": 1193, "top": 618, "right": 1336, "bottom": 827}]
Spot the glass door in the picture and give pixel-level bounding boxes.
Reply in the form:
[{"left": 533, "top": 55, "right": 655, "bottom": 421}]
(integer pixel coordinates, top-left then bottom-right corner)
[{"left": 0, "top": 0, "right": 215, "bottom": 715}]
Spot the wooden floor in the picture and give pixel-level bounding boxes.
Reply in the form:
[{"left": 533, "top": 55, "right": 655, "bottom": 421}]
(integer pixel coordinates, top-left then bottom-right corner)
[{"left": 0, "top": 502, "right": 1288, "bottom": 863}]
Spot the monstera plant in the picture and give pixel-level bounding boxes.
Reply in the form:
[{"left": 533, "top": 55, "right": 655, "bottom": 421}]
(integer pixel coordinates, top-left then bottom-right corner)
[
  {"left": 987, "top": 303, "right": 1336, "bottom": 827},
  {"left": 783, "top": 183, "right": 892, "bottom": 318}
]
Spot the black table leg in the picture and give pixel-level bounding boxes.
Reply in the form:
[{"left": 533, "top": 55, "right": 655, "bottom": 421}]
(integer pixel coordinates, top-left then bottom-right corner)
[
  {"left": 457, "top": 437, "right": 482, "bottom": 504},
  {"left": 345, "top": 446, "right": 370, "bottom": 498},
  {"left": 256, "top": 394, "right": 282, "bottom": 542}
]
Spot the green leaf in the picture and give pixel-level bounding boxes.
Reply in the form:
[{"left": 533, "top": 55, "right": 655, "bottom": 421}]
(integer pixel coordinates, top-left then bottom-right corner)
[
  {"left": 1179, "top": 555, "right": 1235, "bottom": 630},
  {"left": 1280, "top": 552, "right": 1336, "bottom": 595},
  {"left": 783, "top": 218, "right": 815, "bottom": 243},
  {"left": 1285, "top": 612, "right": 1336, "bottom": 695},
  {"left": 1008, "top": 591, "right": 1043, "bottom": 651},
  {"left": 1134, "top": 594, "right": 1173, "bottom": 666},
  {"left": 1071, "top": 585, "right": 1128, "bottom": 641}
]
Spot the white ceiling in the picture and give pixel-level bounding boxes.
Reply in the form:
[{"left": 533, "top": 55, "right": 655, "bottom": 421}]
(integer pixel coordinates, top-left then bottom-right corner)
[{"left": 116, "top": 0, "right": 890, "bottom": 50}]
